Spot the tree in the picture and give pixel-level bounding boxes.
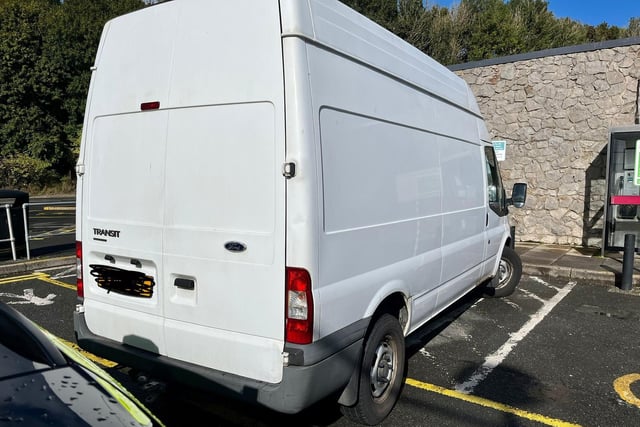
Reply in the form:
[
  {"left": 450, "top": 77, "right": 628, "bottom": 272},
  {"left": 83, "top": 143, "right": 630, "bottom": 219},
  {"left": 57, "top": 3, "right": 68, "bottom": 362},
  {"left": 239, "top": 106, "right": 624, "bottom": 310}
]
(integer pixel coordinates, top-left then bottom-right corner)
[
  {"left": 339, "top": 0, "right": 631, "bottom": 65},
  {"left": 510, "top": 0, "right": 563, "bottom": 51},
  {"left": 340, "top": 0, "right": 398, "bottom": 29},
  {"left": 393, "top": 0, "right": 429, "bottom": 50},
  {"left": 421, "top": 2, "right": 473, "bottom": 65},
  {"left": 586, "top": 22, "right": 624, "bottom": 42},
  {"left": 628, "top": 17, "right": 640, "bottom": 37},
  {"left": 0, "top": 0, "right": 63, "bottom": 172},
  {"left": 0, "top": 0, "right": 145, "bottom": 189},
  {"left": 460, "top": 0, "right": 525, "bottom": 60}
]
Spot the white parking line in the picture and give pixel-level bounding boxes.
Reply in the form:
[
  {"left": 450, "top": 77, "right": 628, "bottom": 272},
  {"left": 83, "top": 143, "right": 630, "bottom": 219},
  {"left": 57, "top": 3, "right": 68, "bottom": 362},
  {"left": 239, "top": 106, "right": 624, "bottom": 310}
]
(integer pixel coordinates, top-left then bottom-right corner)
[
  {"left": 519, "top": 288, "right": 548, "bottom": 303},
  {"left": 50, "top": 266, "right": 77, "bottom": 280},
  {"left": 531, "top": 275, "right": 562, "bottom": 291},
  {"left": 455, "top": 280, "right": 577, "bottom": 394}
]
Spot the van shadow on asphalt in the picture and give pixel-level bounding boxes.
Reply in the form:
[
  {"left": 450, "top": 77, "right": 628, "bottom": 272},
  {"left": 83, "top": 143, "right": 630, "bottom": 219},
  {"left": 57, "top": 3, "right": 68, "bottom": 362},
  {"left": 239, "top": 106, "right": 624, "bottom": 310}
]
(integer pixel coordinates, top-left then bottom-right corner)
[{"left": 405, "top": 286, "right": 486, "bottom": 357}]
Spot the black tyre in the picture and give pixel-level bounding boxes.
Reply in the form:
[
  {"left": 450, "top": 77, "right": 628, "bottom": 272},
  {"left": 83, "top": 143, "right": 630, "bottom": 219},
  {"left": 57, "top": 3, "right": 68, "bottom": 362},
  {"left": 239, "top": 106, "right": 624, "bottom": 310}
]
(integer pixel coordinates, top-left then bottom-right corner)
[
  {"left": 340, "top": 314, "right": 405, "bottom": 425},
  {"left": 484, "top": 245, "right": 522, "bottom": 298}
]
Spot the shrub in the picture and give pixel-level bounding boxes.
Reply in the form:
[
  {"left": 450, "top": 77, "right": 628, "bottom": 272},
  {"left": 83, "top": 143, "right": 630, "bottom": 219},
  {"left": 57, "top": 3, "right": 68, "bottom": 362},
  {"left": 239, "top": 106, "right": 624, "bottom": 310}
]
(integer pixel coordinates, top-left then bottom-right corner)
[{"left": 0, "top": 154, "right": 55, "bottom": 190}]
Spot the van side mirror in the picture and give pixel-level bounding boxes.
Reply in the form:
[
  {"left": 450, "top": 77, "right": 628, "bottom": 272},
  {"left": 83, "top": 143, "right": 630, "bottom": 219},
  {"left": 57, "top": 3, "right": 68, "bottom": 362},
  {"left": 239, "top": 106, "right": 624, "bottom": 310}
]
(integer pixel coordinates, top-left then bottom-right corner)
[{"left": 508, "top": 183, "right": 527, "bottom": 208}]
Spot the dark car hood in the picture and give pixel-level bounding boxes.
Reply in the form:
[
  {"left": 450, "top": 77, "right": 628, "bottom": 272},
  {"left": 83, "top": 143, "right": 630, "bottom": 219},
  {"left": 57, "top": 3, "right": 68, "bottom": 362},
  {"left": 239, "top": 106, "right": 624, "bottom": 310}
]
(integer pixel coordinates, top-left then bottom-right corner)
[{"left": 1, "top": 365, "right": 149, "bottom": 426}]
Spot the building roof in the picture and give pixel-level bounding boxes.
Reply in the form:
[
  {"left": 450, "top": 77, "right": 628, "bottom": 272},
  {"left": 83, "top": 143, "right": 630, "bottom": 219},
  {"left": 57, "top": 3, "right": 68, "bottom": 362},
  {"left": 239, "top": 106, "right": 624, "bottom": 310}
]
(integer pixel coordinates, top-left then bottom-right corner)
[{"left": 449, "top": 36, "right": 640, "bottom": 71}]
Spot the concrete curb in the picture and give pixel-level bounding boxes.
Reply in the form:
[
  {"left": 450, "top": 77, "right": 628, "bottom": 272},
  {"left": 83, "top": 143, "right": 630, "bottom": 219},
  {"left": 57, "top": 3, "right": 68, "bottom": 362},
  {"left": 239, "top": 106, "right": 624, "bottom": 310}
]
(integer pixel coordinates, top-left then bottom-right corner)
[
  {"left": 0, "top": 255, "right": 75, "bottom": 278},
  {"left": 522, "top": 264, "right": 640, "bottom": 286}
]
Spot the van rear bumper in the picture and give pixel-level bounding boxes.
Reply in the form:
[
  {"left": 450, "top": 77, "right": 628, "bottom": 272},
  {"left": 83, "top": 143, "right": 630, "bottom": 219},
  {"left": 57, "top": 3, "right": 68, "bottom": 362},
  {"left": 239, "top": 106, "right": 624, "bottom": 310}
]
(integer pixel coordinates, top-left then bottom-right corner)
[{"left": 74, "top": 311, "right": 366, "bottom": 413}]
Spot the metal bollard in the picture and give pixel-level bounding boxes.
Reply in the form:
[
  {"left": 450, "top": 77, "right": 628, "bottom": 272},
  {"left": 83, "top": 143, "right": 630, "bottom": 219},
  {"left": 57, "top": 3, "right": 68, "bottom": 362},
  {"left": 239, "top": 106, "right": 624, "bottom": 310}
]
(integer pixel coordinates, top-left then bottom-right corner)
[{"left": 621, "top": 234, "right": 635, "bottom": 291}]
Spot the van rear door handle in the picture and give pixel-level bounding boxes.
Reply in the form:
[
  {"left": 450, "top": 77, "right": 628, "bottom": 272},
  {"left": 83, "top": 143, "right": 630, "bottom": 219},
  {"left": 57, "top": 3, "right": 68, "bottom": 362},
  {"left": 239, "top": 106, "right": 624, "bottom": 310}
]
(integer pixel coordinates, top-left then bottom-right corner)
[{"left": 174, "top": 278, "right": 195, "bottom": 290}]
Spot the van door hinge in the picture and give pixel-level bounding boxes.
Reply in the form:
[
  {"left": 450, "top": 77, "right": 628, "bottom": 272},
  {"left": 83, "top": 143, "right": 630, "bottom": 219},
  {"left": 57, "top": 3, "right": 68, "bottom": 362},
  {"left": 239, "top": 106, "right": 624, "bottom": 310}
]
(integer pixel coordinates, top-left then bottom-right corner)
[
  {"left": 282, "top": 162, "right": 296, "bottom": 179},
  {"left": 282, "top": 351, "right": 290, "bottom": 367},
  {"left": 75, "top": 163, "right": 85, "bottom": 177}
]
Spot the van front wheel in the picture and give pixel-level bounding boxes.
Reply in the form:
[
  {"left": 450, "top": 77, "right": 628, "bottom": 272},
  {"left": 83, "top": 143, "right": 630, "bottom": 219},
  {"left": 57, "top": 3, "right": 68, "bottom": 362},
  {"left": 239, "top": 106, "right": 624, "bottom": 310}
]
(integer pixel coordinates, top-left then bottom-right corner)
[
  {"left": 340, "top": 314, "right": 405, "bottom": 425},
  {"left": 484, "top": 245, "right": 522, "bottom": 298}
]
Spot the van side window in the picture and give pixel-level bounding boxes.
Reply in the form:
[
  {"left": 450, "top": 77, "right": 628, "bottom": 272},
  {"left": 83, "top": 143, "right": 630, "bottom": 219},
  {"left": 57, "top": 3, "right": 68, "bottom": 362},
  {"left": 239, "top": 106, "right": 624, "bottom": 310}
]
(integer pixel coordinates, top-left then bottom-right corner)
[{"left": 484, "top": 146, "right": 507, "bottom": 216}]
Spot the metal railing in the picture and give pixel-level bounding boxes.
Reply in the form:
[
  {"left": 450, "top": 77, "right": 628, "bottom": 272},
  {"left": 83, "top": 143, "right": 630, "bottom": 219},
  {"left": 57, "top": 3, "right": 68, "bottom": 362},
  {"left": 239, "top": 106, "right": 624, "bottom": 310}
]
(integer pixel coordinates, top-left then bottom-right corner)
[
  {"left": 0, "top": 204, "right": 17, "bottom": 261},
  {"left": 0, "top": 201, "right": 75, "bottom": 261},
  {"left": 23, "top": 201, "right": 75, "bottom": 261}
]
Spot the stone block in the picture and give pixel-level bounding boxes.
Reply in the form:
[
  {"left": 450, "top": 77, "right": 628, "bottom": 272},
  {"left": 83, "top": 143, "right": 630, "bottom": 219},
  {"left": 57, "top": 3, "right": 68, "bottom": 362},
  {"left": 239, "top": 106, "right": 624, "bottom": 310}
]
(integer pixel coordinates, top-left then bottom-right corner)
[
  {"left": 585, "top": 60, "right": 607, "bottom": 75},
  {"left": 606, "top": 71, "right": 625, "bottom": 85}
]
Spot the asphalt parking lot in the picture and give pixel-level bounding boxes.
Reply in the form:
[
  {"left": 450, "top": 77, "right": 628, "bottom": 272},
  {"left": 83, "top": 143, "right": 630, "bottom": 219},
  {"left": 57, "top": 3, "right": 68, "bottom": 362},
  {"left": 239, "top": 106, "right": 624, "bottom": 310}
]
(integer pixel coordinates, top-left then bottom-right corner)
[{"left": 1, "top": 266, "right": 638, "bottom": 427}]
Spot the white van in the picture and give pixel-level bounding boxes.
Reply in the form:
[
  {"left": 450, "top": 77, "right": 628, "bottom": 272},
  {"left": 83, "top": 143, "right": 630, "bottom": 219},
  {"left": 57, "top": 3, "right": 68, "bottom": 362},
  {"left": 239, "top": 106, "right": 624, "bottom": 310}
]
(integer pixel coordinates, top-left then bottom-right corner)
[{"left": 74, "top": 0, "right": 527, "bottom": 424}]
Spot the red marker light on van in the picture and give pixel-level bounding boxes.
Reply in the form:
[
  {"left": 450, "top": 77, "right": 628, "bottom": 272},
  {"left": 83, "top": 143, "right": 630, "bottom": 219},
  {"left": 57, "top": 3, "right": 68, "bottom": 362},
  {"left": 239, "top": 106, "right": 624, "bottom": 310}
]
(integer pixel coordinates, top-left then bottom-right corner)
[
  {"left": 285, "top": 267, "right": 314, "bottom": 344},
  {"left": 76, "top": 241, "right": 84, "bottom": 299},
  {"left": 140, "top": 101, "right": 160, "bottom": 111}
]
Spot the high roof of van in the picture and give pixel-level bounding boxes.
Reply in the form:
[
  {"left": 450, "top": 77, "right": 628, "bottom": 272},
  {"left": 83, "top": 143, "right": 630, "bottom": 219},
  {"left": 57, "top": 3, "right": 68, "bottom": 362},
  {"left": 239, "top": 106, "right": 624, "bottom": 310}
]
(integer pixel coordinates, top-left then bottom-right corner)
[
  {"left": 280, "top": 0, "right": 483, "bottom": 118},
  {"left": 93, "top": 0, "right": 482, "bottom": 121}
]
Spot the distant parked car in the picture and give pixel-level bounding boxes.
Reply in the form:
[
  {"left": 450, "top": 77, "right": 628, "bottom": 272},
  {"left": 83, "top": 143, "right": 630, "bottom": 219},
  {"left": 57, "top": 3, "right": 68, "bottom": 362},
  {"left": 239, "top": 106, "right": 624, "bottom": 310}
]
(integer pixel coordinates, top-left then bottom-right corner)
[{"left": 0, "top": 301, "right": 164, "bottom": 427}]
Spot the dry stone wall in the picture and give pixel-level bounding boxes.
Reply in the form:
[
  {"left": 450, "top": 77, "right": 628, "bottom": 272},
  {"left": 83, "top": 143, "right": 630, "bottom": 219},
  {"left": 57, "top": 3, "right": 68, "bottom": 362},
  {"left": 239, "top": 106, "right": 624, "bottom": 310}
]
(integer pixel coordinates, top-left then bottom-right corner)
[{"left": 454, "top": 41, "right": 640, "bottom": 247}]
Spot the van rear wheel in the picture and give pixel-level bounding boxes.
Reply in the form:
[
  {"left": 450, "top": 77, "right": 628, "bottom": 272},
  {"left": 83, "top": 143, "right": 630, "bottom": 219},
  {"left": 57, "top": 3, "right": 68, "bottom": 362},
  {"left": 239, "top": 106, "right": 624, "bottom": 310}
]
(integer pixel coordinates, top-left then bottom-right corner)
[
  {"left": 484, "top": 246, "right": 522, "bottom": 298},
  {"left": 340, "top": 314, "right": 405, "bottom": 425}
]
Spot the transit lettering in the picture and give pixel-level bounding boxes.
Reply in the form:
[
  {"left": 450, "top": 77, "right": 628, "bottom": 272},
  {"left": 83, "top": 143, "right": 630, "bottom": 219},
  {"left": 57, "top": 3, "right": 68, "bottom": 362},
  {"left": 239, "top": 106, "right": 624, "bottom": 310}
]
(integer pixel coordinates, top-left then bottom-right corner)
[{"left": 93, "top": 228, "right": 121, "bottom": 238}]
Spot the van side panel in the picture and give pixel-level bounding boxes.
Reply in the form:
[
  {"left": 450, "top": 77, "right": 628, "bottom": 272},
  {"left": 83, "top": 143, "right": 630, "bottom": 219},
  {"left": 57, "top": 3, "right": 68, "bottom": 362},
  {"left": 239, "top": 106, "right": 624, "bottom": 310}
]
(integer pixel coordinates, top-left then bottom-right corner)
[
  {"left": 318, "top": 108, "right": 444, "bottom": 333},
  {"left": 321, "top": 109, "right": 442, "bottom": 235},
  {"left": 304, "top": 40, "right": 484, "bottom": 336},
  {"left": 280, "top": 0, "right": 493, "bottom": 340}
]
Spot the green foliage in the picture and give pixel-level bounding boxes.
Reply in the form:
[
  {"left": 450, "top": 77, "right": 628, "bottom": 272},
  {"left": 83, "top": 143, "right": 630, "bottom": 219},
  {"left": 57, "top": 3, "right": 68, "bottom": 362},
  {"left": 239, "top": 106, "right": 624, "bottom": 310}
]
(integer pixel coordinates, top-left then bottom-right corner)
[
  {"left": 339, "top": 0, "right": 635, "bottom": 65},
  {"left": 629, "top": 18, "right": 640, "bottom": 37},
  {"left": 341, "top": 0, "right": 398, "bottom": 29},
  {"left": 585, "top": 23, "right": 624, "bottom": 42},
  {"left": 0, "top": 0, "right": 145, "bottom": 191},
  {"left": 0, "top": 153, "right": 54, "bottom": 190}
]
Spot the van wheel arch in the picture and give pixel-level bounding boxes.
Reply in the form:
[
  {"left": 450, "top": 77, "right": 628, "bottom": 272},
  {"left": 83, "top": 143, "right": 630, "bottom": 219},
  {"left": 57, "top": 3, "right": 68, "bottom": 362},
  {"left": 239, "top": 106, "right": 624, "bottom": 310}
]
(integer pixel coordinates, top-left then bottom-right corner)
[
  {"left": 339, "top": 313, "right": 406, "bottom": 424},
  {"left": 337, "top": 293, "right": 408, "bottom": 414},
  {"left": 483, "top": 245, "right": 522, "bottom": 298},
  {"left": 373, "top": 293, "right": 409, "bottom": 332}
]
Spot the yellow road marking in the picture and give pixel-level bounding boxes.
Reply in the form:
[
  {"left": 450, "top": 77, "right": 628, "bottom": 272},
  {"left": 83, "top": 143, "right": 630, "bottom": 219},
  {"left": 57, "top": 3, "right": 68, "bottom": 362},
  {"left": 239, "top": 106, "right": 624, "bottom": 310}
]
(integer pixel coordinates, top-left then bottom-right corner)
[
  {"left": 405, "top": 378, "right": 582, "bottom": 427},
  {"left": 43, "top": 206, "right": 75, "bottom": 211},
  {"left": 57, "top": 336, "right": 118, "bottom": 368},
  {"left": 614, "top": 374, "right": 640, "bottom": 408},
  {"left": 0, "top": 273, "right": 44, "bottom": 285},
  {"left": 0, "top": 272, "right": 76, "bottom": 291},
  {"left": 37, "top": 274, "right": 76, "bottom": 291}
]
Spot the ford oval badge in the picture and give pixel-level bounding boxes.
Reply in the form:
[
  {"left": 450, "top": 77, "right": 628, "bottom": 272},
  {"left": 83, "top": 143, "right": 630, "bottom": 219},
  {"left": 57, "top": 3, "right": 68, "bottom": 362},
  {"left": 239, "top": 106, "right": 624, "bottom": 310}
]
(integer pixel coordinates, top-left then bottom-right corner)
[{"left": 224, "top": 241, "right": 247, "bottom": 253}]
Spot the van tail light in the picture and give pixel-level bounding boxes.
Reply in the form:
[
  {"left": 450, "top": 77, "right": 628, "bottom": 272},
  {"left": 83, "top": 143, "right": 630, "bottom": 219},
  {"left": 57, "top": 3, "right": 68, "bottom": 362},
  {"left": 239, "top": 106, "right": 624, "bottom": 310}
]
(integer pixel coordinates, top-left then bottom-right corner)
[
  {"left": 285, "top": 267, "right": 313, "bottom": 344},
  {"left": 76, "top": 241, "right": 84, "bottom": 299}
]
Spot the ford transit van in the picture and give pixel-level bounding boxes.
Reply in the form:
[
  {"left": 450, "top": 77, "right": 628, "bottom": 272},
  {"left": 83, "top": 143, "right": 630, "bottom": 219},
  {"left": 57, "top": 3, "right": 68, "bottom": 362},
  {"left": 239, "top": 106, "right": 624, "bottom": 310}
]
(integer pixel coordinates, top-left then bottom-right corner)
[{"left": 74, "top": 0, "right": 527, "bottom": 424}]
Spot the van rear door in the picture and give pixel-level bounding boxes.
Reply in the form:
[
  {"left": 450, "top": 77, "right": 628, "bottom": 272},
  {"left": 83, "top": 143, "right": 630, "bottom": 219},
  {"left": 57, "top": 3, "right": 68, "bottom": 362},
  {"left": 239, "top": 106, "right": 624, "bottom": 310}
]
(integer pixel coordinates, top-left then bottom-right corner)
[
  {"left": 80, "top": 0, "right": 286, "bottom": 384},
  {"left": 162, "top": 102, "right": 285, "bottom": 384}
]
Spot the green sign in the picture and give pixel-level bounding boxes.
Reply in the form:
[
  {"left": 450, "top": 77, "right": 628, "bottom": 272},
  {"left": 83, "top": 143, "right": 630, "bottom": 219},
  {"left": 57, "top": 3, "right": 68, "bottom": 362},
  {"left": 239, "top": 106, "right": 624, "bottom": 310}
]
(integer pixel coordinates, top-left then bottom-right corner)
[{"left": 492, "top": 140, "right": 506, "bottom": 161}]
